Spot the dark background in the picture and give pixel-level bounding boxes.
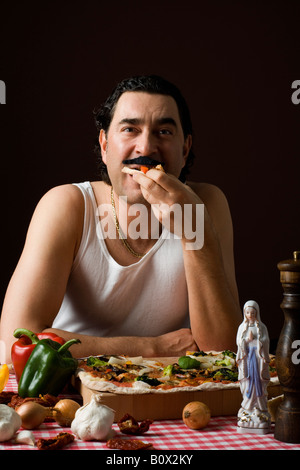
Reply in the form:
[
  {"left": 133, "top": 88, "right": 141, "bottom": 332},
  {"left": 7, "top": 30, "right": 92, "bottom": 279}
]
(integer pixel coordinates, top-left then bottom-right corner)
[{"left": 0, "top": 1, "right": 299, "bottom": 348}]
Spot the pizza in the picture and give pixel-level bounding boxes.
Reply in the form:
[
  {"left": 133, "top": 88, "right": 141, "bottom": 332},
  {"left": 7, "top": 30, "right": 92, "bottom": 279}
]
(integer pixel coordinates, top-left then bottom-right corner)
[
  {"left": 122, "top": 163, "right": 165, "bottom": 175},
  {"left": 77, "top": 350, "right": 278, "bottom": 395},
  {"left": 121, "top": 157, "right": 165, "bottom": 176}
]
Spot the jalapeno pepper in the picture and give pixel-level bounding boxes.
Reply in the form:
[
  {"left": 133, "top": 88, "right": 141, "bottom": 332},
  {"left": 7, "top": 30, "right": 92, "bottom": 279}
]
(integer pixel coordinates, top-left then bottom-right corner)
[
  {"left": 18, "top": 337, "right": 81, "bottom": 397},
  {"left": 11, "top": 328, "right": 65, "bottom": 382}
]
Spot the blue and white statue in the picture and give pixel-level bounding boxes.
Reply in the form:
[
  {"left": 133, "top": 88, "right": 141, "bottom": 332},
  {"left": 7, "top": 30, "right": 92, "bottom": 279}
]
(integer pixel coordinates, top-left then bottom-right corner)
[{"left": 236, "top": 300, "right": 271, "bottom": 433}]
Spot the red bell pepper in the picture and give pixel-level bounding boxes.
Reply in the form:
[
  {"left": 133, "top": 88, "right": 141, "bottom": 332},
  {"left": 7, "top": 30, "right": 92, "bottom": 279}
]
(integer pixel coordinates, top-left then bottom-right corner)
[{"left": 11, "top": 328, "right": 65, "bottom": 382}]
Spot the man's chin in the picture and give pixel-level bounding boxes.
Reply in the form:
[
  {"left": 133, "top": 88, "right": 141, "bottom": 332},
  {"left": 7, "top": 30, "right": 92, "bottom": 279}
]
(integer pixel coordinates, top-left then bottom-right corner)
[
  {"left": 123, "top": 191, "right": 149, "bottom": 207},
  {"left": 119, "top": 178, "right": 148, "bottom": 205}
]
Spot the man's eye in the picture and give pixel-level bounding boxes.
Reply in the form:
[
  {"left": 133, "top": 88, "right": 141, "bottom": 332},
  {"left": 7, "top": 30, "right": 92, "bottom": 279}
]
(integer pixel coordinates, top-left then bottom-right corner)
[{"left": 159, "top": 129, "right": 172, "bottom": 135}]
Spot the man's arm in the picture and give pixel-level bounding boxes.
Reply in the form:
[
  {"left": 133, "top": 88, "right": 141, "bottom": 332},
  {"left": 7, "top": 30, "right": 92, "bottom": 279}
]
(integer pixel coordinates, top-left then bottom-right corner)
[
  {"left": 0, "top": 184, "right": 84, "bottom": 362},
  {"left": 182, "top": 182, "right": 241, "bottom": 351},
  {"left": 41, "top": 327, "right": 198, "bottom": 359},
  {"left": 132, "top": 170, "right": 242, "bottom": 352}
]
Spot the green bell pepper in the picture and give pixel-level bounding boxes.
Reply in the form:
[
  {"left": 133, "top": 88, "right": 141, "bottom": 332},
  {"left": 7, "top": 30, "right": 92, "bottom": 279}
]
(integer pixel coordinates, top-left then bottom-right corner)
[{"left": 18, "top": 337, "right": 81, "bottom": 397}]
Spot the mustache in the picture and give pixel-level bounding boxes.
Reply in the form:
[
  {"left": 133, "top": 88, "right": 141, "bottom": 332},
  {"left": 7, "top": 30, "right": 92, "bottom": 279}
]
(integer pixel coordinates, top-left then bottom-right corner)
[{"left": 122, "top": 157, "right": 165, "bottom": 167}]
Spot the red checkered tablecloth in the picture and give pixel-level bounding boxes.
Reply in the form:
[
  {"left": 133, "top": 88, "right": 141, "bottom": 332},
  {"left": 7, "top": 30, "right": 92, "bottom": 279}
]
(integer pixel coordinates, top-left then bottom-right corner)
[{"left": 1, "top": 374, "right": 300, "bottom": 451}]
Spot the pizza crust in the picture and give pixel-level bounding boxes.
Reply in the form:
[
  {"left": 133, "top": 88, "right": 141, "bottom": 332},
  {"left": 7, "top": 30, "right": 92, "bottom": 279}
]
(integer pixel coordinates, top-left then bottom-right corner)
[{"left": 122, "top": 167, "right": 142, "bottom": 175}]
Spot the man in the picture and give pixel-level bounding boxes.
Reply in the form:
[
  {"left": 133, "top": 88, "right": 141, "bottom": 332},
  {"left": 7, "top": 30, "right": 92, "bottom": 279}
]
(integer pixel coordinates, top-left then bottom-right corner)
[{"left": 0, "top": 75, "right": 241, "bottom": 362}]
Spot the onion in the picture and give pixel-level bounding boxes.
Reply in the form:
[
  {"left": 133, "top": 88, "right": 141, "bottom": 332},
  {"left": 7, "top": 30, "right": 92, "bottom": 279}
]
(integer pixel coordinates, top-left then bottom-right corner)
[
  {"left": 16, "top": 402, "right": 50, "bottom": 430},
  {"left": 182, "top": 401, "right": 211, "bottom": 430},
  {"left": 52, "top": 399, "right": 81, "bottom": 426}
]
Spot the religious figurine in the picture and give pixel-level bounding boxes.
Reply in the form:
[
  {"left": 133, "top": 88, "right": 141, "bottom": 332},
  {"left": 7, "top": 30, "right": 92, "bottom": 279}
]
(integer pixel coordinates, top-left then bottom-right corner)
[{"left": 236, "top": 300, "right": 271, "bottom": 434}]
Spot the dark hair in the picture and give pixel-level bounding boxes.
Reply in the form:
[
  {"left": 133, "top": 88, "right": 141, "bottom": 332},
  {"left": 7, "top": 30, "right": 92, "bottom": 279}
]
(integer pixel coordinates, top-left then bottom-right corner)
[{"left": 93, "top": 75, "right": 195, "bottom": 184}]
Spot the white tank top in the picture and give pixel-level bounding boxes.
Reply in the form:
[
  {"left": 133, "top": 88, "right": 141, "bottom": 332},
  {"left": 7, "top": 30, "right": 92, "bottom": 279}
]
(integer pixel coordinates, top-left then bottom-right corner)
[{"left": 52, "top": 182, "right": 189, "bottom": 337}]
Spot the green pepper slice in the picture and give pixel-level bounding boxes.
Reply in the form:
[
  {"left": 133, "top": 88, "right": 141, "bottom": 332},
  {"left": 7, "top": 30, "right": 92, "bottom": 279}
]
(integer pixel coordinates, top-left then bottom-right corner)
[{"left": 178, "top": 356, "right": 201, "bottom": 369}]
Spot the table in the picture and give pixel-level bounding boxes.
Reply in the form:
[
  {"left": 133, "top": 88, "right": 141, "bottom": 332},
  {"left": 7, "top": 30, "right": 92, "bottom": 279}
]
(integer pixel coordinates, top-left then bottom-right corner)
[{"left": 1, "top": 374, "right": 300, "bottom": 451}]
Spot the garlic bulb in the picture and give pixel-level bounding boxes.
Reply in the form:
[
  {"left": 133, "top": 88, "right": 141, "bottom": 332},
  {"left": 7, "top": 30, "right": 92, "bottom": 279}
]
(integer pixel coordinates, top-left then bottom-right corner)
[
  {"left": 71, "top": 394, "right": 115, "bottom": 441},
  {"left": 0, "top": 404, "right": 22, "bottom": 442}
]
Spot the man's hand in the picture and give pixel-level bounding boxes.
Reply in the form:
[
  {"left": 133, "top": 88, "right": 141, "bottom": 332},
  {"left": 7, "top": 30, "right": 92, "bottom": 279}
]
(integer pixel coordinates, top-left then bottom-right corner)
[
  {"left": 133, "top": 168, "right": 201, "bottom": 208},
  {"left": 132, "top": 169, "right": 203, "bottom": 245},
  {"left": 154, "top": 328, "right": 198, "bottom": 357}
]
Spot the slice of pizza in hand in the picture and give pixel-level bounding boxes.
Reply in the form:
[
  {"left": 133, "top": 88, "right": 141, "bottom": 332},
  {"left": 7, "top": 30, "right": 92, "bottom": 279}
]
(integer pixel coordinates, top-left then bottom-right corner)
[{"left": 122, "top": 157, "right": 165, "bottom": 175}]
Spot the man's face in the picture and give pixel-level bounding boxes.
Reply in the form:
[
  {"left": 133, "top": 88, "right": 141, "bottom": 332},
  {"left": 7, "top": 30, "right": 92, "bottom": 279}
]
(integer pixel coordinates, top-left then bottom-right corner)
[{"left": 99, "top": 91, "right": 192, "bottom": 203}]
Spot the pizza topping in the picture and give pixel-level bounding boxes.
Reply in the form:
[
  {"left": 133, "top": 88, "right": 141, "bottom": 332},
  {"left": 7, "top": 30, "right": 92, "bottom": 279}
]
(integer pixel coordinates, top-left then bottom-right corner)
[
  {"left": 212, "top": 368, "right": 238, "bottom": 382},
  {"left": 140, "top": 166, "right": 150, "bottom": 174},
  {"left": 118, "top": 413, "right": 153, "bottom": 435},
  {"left": 162, "top": 364, "right": 175, "bottom": 377},
  {"left": 86, "top": 356, "right": 109, "bottom": 368},
  {"left": 80, "top": 355, "right": 163, "bottom": 386},
  {"left": 178, "top": 356, "right": 202, "bottom": 370},
  {"left": 269, "top": 356, "right": 277, "bottom": 377},
  {"left": 135, "top": 375, "right": 161, "bottom": 387}
]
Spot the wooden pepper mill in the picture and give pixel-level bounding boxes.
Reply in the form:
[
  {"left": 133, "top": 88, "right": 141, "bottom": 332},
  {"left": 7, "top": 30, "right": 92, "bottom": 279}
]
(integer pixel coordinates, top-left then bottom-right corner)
[{"left": 275, "top": 251, "right": 300, "bottom": 443}]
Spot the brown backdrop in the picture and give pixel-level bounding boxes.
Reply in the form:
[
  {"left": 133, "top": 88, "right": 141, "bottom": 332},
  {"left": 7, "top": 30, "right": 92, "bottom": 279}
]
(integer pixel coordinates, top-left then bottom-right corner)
[{"left": 1, "top": 1, "right": 299, "bottom": 350}]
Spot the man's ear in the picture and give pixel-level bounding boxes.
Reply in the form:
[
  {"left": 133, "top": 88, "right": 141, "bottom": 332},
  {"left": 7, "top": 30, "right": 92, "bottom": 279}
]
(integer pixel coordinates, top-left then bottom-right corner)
[{"left": 99, "top": 129, "right": 108, "bottom": 164}]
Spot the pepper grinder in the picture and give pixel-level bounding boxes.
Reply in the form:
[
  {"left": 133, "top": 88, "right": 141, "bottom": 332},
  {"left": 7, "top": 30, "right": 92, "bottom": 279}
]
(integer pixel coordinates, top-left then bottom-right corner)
[{"left": 275, "top": 251, "right": 300, "bottom": 443}]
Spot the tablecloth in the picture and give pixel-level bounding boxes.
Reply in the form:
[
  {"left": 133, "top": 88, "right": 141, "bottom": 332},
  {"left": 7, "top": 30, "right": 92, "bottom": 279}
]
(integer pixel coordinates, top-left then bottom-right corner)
[{"left": 1, "top": 374, "right": 300, "bottom": 451}]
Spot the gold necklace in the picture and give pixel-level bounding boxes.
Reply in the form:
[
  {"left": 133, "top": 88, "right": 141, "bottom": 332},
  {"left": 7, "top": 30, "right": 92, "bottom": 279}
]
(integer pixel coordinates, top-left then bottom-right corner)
[{"left": 110, "top": 187, "right": 145, "bottom": 258}]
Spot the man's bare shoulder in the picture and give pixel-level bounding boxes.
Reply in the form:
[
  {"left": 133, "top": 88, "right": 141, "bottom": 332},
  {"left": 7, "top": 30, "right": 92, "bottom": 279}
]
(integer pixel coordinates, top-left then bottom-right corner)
[
  {"left": 35, "top": 183, "right": 85, "bottom": 215},
  {"left": 31, "top": 183, "right": 85, "bottom": 236},
  {"left": 27, "top": 183, "right": 86, "bottom": 254},
  {"left": 187, "top": 181, "right": 228, "bottom": 206},
  {"left": 187, "top": 181, "right": 232, "bottom": 232},
  {"left": 41, "top": 183, "right": 84, "bottom": 203}
]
